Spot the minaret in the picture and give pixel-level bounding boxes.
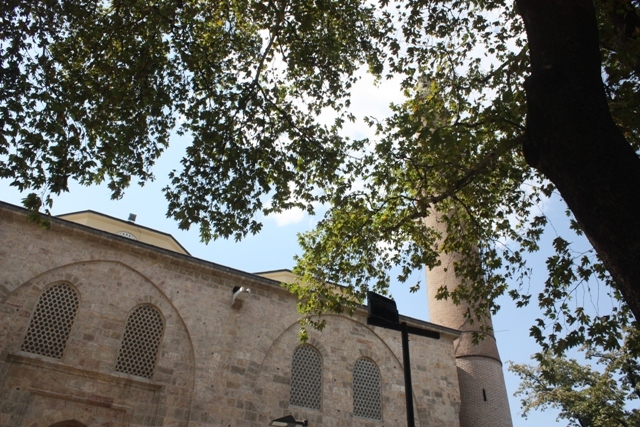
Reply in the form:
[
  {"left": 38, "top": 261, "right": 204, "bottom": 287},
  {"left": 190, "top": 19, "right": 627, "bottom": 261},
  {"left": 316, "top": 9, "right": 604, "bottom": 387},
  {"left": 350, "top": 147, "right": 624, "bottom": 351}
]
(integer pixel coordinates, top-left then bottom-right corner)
[{"left": 425, "top": 213, "right": 513, "bottom": 427}]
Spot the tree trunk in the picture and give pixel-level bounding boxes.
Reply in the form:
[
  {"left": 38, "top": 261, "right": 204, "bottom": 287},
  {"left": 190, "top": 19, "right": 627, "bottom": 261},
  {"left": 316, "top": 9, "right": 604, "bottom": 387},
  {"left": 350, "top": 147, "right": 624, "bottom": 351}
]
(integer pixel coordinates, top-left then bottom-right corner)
[{"left": 516, "top": 0, "right": 640, "bottom": 322}]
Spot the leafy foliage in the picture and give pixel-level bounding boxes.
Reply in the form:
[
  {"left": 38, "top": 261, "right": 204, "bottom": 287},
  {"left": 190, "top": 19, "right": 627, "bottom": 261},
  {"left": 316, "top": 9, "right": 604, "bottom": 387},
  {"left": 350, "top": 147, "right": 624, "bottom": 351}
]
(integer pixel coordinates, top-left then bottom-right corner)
[
  {"left": 288, "top": 0, "right": 640, "bottom": 354},
  {"left": 509, "top": 330, "right": 640, "bottom": 427},
  {"left": 2, "top": 0, "right": 640, "bottom": 353},
  {"left": 1, "top": 0, "right": 387, "bottom": 239}
]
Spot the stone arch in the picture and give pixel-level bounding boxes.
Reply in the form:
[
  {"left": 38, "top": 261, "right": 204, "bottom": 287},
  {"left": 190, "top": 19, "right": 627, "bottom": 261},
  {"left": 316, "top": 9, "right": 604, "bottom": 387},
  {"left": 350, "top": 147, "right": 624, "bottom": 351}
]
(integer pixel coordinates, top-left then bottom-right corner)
[
  {"left": 248, "top": 314, "right": 400, "bottom": 377},
  {"left": 250, "top": 313, "right": 404, "bottom": 378},
  {"left": 5, "top": 260, "right": 195, "bottom": 366},
  {"left": 247, "top": 313, "right": 414, "bottom": 425},
  {"left": 0, "top": 266, "right": 86, "bottom": 304},
  {"left": 303, "top": 336, "right": 329, "bottom": 359},
  {"left": 0, "top": 260, "right": 197, "bottom": 425}
]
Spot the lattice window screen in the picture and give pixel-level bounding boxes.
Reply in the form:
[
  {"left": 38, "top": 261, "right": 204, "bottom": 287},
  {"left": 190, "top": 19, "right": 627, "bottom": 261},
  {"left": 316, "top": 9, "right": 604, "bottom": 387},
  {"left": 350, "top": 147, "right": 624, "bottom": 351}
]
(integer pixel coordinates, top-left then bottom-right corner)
[
  {"left": 115, "top": 305, "right": 164, "bottom": 378},
  {"left": 353, "top": 358, "right": 382, "bottom": 419},
  {"left": 21, "top": 283, "right": 79, "bottom": 358},
  {"left": 290, "top": 345, "right": 322, "bottom": 409}
]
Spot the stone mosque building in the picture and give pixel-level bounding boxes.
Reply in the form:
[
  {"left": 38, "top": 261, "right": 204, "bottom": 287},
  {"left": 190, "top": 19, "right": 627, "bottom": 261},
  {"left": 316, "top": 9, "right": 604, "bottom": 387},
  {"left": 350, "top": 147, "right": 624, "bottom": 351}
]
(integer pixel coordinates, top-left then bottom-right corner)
[{"left": 0, "top": 200, "right": 512, "bottom": 427}]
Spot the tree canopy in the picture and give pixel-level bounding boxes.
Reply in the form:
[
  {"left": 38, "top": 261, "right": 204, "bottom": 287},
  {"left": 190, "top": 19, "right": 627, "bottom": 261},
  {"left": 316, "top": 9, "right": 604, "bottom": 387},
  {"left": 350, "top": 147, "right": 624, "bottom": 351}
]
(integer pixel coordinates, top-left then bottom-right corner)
[
  {"left": 509, "top": 330, "right": 640, "bottom": 427},
  {"left": 2, "top": 0, "right": 640, "bottom": 353}
]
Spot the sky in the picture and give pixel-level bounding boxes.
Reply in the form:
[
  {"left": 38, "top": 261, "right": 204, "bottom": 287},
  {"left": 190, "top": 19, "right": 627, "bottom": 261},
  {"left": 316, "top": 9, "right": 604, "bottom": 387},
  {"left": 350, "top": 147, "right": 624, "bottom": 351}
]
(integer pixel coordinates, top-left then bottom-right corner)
[{"left": 0, "top": 72, "right": 591, "bottom": 426}]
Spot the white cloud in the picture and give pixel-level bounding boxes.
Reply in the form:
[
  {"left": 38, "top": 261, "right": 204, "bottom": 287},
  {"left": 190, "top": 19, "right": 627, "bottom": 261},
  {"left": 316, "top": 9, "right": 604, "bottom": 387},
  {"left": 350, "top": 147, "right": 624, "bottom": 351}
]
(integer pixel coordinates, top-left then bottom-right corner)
[{"left": 271, "top": 207, "right": 306, "bottom": 227}]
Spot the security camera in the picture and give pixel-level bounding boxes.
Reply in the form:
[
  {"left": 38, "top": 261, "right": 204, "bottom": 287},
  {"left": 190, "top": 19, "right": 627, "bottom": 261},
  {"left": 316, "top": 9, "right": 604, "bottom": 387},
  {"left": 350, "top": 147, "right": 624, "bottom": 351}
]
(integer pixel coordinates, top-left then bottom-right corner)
[{"left": 231, "top": 286, "right": 251, "bottom": 307}]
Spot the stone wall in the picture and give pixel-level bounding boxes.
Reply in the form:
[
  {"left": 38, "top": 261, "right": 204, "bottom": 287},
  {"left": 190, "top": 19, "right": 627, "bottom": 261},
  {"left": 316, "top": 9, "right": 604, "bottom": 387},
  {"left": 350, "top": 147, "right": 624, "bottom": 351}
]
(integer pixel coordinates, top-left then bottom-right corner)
[
  {"left": 0, "top": 202, "right": 461, "bottom": 427},
  {"left": 456, "top": 357, "right": 512, "bottom": 427}
]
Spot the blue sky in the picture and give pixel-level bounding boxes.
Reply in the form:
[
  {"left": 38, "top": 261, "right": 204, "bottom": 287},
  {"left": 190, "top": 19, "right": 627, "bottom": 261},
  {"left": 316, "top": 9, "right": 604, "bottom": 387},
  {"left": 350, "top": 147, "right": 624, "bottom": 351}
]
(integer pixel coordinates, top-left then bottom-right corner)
[{"left": 0, "top": 72, "right": 591, "bottom": 426}]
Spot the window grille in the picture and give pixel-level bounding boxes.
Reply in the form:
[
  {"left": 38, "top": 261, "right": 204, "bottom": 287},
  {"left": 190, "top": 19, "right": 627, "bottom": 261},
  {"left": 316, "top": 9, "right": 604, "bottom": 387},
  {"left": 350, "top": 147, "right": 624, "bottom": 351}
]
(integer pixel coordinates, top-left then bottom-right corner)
[
  {"left": 21, "top": 283, "right": 79, "bottom": 358},
  {"left": 353, "top": 358, "right": 382, "bottom": 420},
  {"left": 115, "top": 305, "right": 164, "bottom": 378},
  {"left": 290, "top": 345, "right": 322, "bottom": 409}
]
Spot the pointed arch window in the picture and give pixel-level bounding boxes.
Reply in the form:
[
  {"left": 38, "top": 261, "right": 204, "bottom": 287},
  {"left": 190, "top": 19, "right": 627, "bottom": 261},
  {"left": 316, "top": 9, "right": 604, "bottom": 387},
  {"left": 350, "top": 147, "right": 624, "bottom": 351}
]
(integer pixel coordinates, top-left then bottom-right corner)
[
  {"left": 21, "top": 283, "right": 79, "bottom": 359},
  {"left": 115, "top": 305, "right": 164, "bottom": 378},
  {"left": 290, "top": 344, "right": 322, "bottom": 410},
  {"left": 353, "top": 358, "right": 382, "bottom": 420}
]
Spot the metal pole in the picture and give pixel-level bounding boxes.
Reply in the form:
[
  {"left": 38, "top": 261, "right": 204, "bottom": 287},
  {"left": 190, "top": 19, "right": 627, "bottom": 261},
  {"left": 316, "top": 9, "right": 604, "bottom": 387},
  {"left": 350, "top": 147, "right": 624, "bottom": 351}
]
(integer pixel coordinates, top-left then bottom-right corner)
[
  {"left": 367, "top": 291, "right": 438, "bottom": 427},
  {"left": 401, "top": 322, "right": 415, "bottom": 427}
]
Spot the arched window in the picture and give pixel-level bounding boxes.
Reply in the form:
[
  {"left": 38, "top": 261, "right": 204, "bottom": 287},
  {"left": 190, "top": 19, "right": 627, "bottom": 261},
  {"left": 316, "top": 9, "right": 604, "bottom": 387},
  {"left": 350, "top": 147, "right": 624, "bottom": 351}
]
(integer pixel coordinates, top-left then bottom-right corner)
[
  {"left": 21, "top": 283, "right": 79, "bottom": 358},
  {"left": 290, "top": 344, "right": 322, "bottom": 410},
  {"left": 353, "top": 358, "right": 382, "bottom": 420},
  {"left": 115, "top": 305, "right": 164, "bottom": 378}
]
